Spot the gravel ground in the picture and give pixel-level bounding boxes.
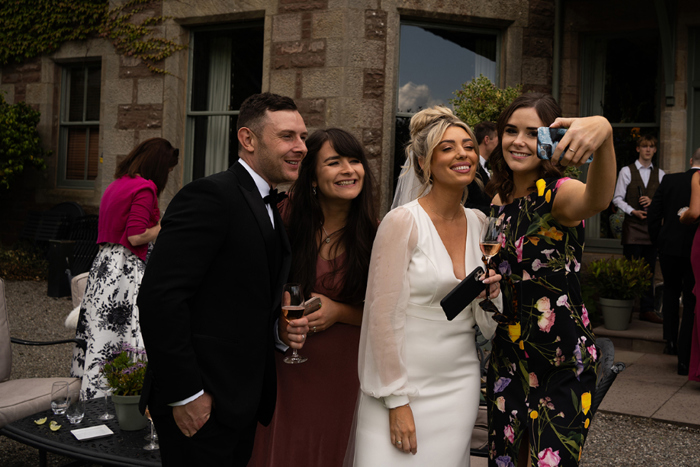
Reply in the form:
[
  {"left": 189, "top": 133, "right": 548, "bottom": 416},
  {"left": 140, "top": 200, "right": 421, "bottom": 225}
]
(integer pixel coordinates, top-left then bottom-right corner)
[{"left": 2, "top": 279, "right": 700, "bottom": 466}]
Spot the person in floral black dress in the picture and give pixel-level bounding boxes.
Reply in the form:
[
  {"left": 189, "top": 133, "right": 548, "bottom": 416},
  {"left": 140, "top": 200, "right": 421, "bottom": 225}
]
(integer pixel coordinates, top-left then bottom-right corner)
[{"left": 483, "top": 93, "right": 617, "bottom": 467}]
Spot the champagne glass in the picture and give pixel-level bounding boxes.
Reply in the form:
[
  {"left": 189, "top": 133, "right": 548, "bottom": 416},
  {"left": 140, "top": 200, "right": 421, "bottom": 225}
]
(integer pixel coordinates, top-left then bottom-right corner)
[
  {"left": 479, "top": 217, "right": 507, "bottom": 321},
  {"left": 96, "top": 382, "right": 115, "bottom": 420},
  {"left": 143, "top": 408, "right": 159, "bottom": 451},
  {"left": 282, "top": 283, "right": 308, "bottom": 364}
]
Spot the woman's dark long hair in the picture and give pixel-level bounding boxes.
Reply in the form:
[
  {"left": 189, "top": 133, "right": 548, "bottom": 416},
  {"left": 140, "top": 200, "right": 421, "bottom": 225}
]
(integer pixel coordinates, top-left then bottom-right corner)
[
  {"left": 286, "top": 128, "right": 378, "bottom": 304},
  {"left": 486, "top": 93, "right": 564, "bottom": 202},
  {"left": 114, "top": 138, "right": 179, "bottom": 196}
]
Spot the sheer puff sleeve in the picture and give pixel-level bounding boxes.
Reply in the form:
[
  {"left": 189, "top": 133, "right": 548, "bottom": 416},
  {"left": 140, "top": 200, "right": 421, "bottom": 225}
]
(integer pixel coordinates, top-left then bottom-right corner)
[{"left": 358, "top": 206, "right": 418, "bottom": 409}]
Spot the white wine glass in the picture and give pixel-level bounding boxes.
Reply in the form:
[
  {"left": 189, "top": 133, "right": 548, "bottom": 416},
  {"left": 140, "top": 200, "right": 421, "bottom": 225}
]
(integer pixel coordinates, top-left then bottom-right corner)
[
  {"left": 143, "top": 407, "right": 159, "bottom": 451},
  {"left": 282, "top": 283, "right": 307, "bottom": 364}
]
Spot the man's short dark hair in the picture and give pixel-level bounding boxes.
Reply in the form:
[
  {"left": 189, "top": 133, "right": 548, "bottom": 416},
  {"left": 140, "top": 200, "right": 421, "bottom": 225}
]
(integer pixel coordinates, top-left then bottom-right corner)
[
  {"left": 474, "top": 121, "right": 497, "bottom": 145},
  {"left": 237, "top": 93, "right": 298, "bottom": 136}
]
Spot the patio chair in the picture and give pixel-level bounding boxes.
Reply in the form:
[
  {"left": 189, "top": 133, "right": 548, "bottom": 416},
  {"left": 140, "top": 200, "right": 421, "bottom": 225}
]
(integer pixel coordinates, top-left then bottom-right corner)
[
  {"left": 469, "top": 335, "right": 625, "bottom": 458},
  {"left": 0, "top": 278, "right": 84, "bottom": 428}
]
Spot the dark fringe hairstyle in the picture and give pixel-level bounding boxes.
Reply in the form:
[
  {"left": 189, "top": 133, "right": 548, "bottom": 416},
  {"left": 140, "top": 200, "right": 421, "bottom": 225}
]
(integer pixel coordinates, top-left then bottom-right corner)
[
  {"left": 286, "top": 128, "right": 378, "bottom": 305},
  {"left": 486, "top": 93, "right": 564, "bottom": 202},
  {"left": 114, "top": 138, "right": 179, "bottom": 196}
]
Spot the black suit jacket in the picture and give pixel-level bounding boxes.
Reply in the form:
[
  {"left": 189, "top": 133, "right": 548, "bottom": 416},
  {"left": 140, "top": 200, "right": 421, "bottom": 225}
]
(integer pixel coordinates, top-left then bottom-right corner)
[
  {"left": 465, "top": 162, "right": 492, "bottom": 215},
  {"left": 137, "top": 162, "right": 290, "bottom": 429},
  {"left": 648, "top": 168, "right": 699, "bottom": 258}
]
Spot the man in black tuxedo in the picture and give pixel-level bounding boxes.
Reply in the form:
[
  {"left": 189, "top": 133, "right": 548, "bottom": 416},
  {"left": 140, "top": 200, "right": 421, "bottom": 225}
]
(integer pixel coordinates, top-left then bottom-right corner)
[
  {"left": 648, "top": 148, "right": 700, "bottom": 375},
  {"left": 137, "top": 93, "right": 309, "bottom": 465},
  {"left": 466, "top": 122, "right": 498, "bottom": 214}
]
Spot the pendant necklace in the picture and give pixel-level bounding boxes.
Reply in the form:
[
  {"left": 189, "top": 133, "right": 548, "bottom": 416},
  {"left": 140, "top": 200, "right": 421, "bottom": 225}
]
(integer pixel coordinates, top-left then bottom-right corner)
[{"left": 321, "top": 223, "right": 342, "bottom": 244}]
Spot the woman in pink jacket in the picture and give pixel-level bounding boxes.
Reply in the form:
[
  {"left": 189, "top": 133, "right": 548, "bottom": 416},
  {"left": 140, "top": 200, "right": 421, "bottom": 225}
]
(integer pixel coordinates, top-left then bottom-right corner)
[{"left": 70, "top": 138, "right": 178, "bottom": 399}]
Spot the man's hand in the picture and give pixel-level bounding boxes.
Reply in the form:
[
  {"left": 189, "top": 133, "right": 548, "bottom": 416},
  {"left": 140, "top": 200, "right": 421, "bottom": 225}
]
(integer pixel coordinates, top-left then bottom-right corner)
[
  {"left": 639, "top": 195, "right": 652, "bottom": 208},
  {"left": 632, "top": 209, "right": 647, "bottom": 220},
  {"left": 173, "top": 391, "right": 212, "bottom": 437}
]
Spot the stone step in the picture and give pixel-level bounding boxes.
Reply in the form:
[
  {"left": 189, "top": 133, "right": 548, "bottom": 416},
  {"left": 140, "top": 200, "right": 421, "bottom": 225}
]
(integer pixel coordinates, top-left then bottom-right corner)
[{"left": 593, "top": 315, "right": 665, "bottom": 354}]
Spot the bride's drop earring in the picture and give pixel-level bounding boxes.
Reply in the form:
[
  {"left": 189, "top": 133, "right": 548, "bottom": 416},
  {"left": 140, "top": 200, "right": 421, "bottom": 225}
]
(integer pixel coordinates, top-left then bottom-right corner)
[{"left": 313, "top": 186, "right": 317, "bottom": 196}]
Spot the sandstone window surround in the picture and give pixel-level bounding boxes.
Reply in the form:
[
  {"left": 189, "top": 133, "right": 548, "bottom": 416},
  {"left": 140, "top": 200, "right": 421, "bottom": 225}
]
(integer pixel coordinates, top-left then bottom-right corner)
[
  {"left": 58, "top": 63, "right": 102, "bottom": 189},
  {"left": 184, "top": 22, "right": 264, "bottom": 183},
  {"left": 393, "top": 21, "right": 500, "bottom": 190}
]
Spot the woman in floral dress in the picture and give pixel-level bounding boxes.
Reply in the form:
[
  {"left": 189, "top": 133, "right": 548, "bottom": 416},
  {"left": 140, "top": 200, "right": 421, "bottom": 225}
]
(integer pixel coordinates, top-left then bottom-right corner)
[
  {"left": 70, "top": 138, "right": 178, "bottom": 399},
  {"left": 484, "top": 93, "right": 617, "bottom": 466}
]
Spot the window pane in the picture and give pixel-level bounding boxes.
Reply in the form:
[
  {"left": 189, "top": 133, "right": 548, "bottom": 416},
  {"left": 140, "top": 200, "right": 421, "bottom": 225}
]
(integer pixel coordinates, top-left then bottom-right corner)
[
  {"left": 398, "top": 24, "right": 497, "bottom": 112},
  {"left": 86, "top": 66, "right": 101, "bottom": 121},
  {"left": 65, "top": 127, "right": 99, "bottom": 181},
  {"left": 68, "top": 68, "right": 85, "bottom": 122},
  {"left": 191, "top": 115, "right": 239, "bottom": 180},
  {"left": 603, "top": 34, "right": 659, "bottom": 124}
]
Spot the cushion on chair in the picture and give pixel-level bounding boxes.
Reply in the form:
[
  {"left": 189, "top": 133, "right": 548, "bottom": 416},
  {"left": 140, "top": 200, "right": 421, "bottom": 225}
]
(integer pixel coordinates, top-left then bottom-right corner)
[
  {"left": 0, "top": 278, "right": 11, "bottom": 383},
  {"left": 0, "top": 377, "right": 80, "bottom": 428}
]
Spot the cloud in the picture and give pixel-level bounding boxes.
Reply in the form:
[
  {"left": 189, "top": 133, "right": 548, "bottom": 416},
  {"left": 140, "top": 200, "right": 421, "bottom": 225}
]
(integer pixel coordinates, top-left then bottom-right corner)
[{"left": 398, "top": 82, "right": 438, "bottom": 112}]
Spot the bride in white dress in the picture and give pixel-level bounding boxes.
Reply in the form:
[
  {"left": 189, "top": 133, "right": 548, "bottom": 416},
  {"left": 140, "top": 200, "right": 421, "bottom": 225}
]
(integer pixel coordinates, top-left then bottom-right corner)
[{"left": 350, "top": 107, "right": 502, "bottom": 466}]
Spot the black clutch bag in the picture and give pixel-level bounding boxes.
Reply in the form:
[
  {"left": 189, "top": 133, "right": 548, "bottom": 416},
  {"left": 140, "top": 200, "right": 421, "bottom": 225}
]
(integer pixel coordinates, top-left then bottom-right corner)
[{"left": 440, "top": 266, "right": 485, "bottom": 321}]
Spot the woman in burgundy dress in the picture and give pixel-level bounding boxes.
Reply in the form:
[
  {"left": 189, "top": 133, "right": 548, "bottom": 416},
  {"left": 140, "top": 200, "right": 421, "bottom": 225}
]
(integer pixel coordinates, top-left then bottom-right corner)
[
  {"left": 248, "top": 128, "right": 378, "bottom": 467},
  {"left": 680, "top": 170, "right": 700, "bottom": 382}
]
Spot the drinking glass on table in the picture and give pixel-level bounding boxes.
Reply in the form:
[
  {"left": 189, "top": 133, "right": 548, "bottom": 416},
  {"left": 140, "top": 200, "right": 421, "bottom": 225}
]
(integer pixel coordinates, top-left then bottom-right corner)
[
  {"left": 50, "top": 381, "right": 69, "bottom": 415},
  {"left": 96, "top": 383, "right": 115, "bottom": 420},
  {"left": 66, "top": 390, "right": 86, "bottom": 425},
  {"left": 143, "top": 408, "right": 159, "bottom": 451},
  {"left": 479, "top": 217, "right": 507, "bottom": 321},
  {"left": 282, "top": 283, "right": 307, "bottom": 364}
]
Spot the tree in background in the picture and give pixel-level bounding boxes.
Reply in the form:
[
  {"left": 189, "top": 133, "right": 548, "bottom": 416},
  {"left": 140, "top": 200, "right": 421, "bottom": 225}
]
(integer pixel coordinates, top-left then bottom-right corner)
[
  {"left": 450, "top": 75, "right": 522, "bottom": 128},
  {"left": 0, "top": 93, "right": 47, "bottom": 191}
]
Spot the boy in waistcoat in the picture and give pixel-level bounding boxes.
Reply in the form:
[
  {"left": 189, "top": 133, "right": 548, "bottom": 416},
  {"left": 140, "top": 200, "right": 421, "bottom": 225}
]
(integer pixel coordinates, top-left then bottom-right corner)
[{"left": 612, "top": 135, "right": 665, "bottom": 323}]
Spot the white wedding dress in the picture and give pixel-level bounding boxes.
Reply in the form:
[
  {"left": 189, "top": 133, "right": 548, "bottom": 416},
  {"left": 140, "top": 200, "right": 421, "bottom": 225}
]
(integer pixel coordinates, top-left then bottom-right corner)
[{"left": 350, "top": 200, "right": 500, "bottom": 466}]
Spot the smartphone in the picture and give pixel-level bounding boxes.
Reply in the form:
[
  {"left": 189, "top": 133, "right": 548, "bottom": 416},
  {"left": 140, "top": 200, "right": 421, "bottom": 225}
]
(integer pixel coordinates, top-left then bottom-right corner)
[
  {"left": 440, "top": 266, "right": 485, "bottom": 321},
  {"left": 303, "top": 296, "right": 322, "bottom": 315},
  {"left": 537, "top": 127, "right": 593, "bottom": 163}
]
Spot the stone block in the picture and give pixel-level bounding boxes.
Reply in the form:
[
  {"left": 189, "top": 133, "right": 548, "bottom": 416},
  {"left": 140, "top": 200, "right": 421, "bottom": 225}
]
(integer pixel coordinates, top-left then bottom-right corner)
[
  {"left": 324, "top": 38, "right": 345, "bottom": 67},
  {"left": 301, "top": 67, "right": 343, "bottom": 98},
  {"left": 273, "top": 13, "right": 302, "bottom": 42},
  {"left": 136, "top": 130, "right": 163, "bottom": 144},
  {"left": 279, "top": 0, "right": 328, "bottom": 13},
  {"left": 273, "top": 40, "right": 327, "bottom": 69},
  {"left": 14, "top": 84, "right": 26, "bottom": 103},
  {"left": 102, "top": 129, "right": 136, "bottom": 155},
  {"left": 521, "top": 57, "right": 550, "bottom": 86},
  {"left": 296, "top": 98, "right": 326, "bottom": 127},
  {"left": 523, "top": 36, "right": 553, "bottom": 58},
  {"left": 653, "top": 385, "right": 700, "bottom": 428},
  {"left": 312, "top": 10, "right": 345, "bottom": 39},
  {"left": 363, "top": 68, "right": 384, "bottom": 99},
  {"left": 117, "top": 104, "right": 163, "bottom": 130},
  {"left": 104, "top": 78, "right": 134, "bottom": 106},
  {"left": 596, "top": 378, "right": 675, "bottom": 417},
  {"left": 24, "top": 83, "right": 51, "bottom": 105},
  {"left": 347, "top": 39, "right": 385, "bottom": 69},
  {"left": 365, "top": 9, "right": 387, "bottom": 40},
  {"left": 137, "top": 78, "right": 164, "bottom": 104},
  {"left": 119, "top": 55, "right": 163, "bottom": 79},
  {"left": 0, "top": 84, "right": 14, "bottom": 103},
  {"left": 1, "top": 58, "right": 41, "bottom": 84},
  {"left": 269, "top": 69, "right": 298, "bottom": 98},
  {"left": 362, "top": 127, "right": 382, "bottom": 158}
]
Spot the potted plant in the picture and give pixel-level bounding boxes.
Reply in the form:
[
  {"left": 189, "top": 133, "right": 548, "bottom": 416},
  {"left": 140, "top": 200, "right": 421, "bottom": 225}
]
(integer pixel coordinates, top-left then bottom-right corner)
[
  {"left": 100, "top": 343, "right": 148, "bottom": 431},
  {"left": 585, "top": 257, "right": 652, "bottom": 330}
]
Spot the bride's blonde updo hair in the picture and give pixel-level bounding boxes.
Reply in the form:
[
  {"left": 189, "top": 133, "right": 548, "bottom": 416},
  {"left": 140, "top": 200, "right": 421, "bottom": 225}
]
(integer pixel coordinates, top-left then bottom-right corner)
[{"left": 405, "top": 106, "right": 479, "bottom": 198}]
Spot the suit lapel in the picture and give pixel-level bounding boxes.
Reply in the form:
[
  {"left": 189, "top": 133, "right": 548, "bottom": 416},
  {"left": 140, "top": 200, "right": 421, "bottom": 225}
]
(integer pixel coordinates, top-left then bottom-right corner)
[{"left": 478, "top": 163, "right": 490, "bottom": 183}]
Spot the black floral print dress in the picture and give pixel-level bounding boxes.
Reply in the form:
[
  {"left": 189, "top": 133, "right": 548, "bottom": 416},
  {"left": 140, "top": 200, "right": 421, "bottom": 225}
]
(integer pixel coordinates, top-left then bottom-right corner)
[{"left": 486, "top": 178, "right": 598, "bottom": 467}]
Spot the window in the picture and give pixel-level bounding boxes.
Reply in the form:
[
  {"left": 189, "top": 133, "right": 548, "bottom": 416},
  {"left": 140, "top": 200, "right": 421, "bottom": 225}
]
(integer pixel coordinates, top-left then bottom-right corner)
[
  {"left": 394, "top": 21, "right": 499, "bottom": 187},
  {"left": 184, "top": 23, "right": 264, "bottom": 183},
  {"left": 58, "top": 64, "right": 101, "bottom": 187},
  {"left": 581, "top": 32, "right": 660, "bottom": 251}
]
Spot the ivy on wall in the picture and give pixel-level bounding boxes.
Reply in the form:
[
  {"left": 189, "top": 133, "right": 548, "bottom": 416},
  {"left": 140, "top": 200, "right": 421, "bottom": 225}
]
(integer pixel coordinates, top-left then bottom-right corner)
[{"left": 0, "top": 0, "right": 185, "bottom": 74}]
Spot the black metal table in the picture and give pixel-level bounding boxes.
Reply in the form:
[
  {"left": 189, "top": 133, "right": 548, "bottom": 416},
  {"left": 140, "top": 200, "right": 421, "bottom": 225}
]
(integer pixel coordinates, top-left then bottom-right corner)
[{"left": 0, "top": 399, "right": 161, "bottom": 466}]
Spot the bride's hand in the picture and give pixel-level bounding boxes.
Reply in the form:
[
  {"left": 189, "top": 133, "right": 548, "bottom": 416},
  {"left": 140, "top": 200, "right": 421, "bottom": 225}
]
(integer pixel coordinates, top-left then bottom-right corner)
[
  {"left": 389, "top": 404, "right": 417, "bottom": 455},
  {"left": 479, "top": 269, "right": 502, "bottom": 300}
]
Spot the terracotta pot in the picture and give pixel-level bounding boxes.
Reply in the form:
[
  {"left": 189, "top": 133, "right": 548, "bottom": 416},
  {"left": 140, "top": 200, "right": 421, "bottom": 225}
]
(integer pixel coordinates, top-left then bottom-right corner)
[{"left": 112, "top": 394, "right": 147, "bottom": 431}]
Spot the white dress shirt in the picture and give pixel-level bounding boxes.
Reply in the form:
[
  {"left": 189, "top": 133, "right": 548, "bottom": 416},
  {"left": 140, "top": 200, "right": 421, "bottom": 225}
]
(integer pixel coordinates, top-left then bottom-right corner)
[{"left": 612, "top": 160, "right": 665, "bottom": 215}]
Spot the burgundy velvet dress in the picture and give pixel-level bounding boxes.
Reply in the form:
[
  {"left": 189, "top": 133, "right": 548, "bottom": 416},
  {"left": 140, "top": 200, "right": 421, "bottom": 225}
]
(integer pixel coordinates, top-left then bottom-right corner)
[
  {"left": 247, "top": 251, "right": 361, "bottom": 467},
  {"left": 689, "top": 229, "right": 700, "bottom": 382}
]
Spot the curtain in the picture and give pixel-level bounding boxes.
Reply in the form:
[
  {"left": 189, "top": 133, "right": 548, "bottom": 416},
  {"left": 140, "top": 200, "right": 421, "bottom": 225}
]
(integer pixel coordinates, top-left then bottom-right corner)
[
  {"left": 474, "top": 37, "right": 497, "bottom": 81},
  {"left": 205, "top": 37, "right": 233, "bottom": 176}
]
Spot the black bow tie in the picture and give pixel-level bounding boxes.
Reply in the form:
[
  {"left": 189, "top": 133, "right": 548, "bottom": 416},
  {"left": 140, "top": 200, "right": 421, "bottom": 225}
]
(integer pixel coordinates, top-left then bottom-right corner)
[{"left": 264, "top": 188, "right": 287, "bottom": 205}]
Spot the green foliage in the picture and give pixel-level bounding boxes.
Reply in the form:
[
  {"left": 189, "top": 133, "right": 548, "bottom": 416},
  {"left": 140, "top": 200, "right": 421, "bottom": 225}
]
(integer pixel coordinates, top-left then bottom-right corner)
[
  {"left": 450, "top": 75, "right": 522, "bottom": 128},
  {"left": 0, "top": 93, "right": 48, "bottom": 190},
  {"left": 101, "top": 343, "right": 147, "bottom": 396},
  {"left": 0, "top": 1, "right": 106, "bottom": 64},
  {"left": 0, "top": 0, "right": 184, "bottom": 74},
  {"left": 0, "top": 242, "right": 48, "bottom": 281},
  {"left": 101, "top": 0, "right": 186, "bottom": 74},
  {"left": 585, "top": 256, "right": 652, "bottom": 301}
]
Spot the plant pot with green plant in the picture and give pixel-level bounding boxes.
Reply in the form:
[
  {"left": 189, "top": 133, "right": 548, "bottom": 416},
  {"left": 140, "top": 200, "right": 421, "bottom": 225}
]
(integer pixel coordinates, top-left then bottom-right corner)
[
  {"left": 585, "top": 257, "right": 652, "bottom": 331},
  {"left": 100, "top": 343, "right": 148, "bottom": 431}
]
